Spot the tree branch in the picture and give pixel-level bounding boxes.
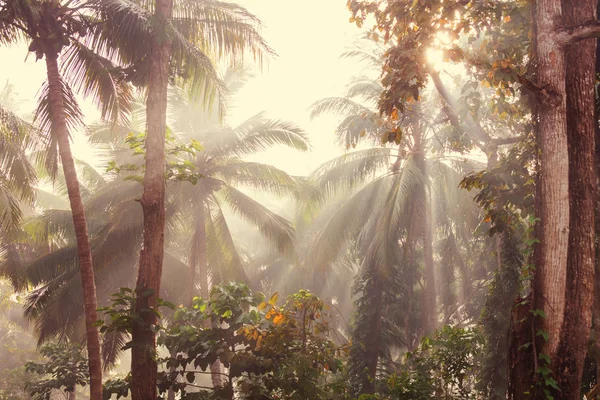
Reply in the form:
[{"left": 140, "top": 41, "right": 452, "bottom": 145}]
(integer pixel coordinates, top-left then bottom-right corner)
[{"left": 557, "top": 20, "right": 600, "bottom": 44}]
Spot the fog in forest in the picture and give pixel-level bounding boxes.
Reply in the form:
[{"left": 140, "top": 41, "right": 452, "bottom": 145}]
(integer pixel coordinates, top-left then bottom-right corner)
[{"left": 1, "top": 0, "right": 600, "bottom": 399}]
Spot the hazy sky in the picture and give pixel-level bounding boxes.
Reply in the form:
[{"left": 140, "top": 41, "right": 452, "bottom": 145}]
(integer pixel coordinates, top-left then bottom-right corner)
[{"left": 0, "top": 0, "right": 367, "bottom": 177}]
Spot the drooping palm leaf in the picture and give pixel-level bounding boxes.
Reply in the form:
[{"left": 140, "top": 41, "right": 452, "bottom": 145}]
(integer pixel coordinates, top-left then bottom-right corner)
[
  {"left": 61, "top": 40, "right": 133, "bottom": 126},
  {"left": 217, "top": 185, "right": 296, "bottom": 260}
]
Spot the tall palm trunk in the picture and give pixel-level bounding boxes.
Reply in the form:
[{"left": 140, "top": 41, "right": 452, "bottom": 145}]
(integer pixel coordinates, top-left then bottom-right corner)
[
  {"left": 361, "top": 270, "right": 383, "bottom": 395},
  {"left": 131, "top": 1, "right": 173, "bottom": 399},
  {"left": 554, "top": 0, "right": 597, "bottom": 397},
  {"left": 44, "top": 53, "right": 102, "bottom": 400},
  {"left": 412, "top": 129, "right": 437, "bottom": 334},
  {"left": 193, "top": 204, "right": 225, "bottom": 389},
  {"left": 422, "top": 190, "right": 437, "bottom": 334}
]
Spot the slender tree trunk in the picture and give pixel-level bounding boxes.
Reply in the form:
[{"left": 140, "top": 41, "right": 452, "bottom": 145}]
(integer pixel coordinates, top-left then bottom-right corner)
[
  {"left": 423, "top": 191, "right": 437, "bottom": 334},
  {"left": 554, "top": 0, "right": 597, "bottom": 397},
  {"left": 363, "top": 272, "right": 383, "bottom": 394},
  {"left": 131, "top": 1, "right": 172, "bottom": 399},
  {"left": 193, "top": 204, "right": 223, "bottom": 389},
  {"left": 412, "top": 130, "right": 437, "bottom": 334},
  {"left": 44, "top": 53, "right": 102, "bottom": 400}
]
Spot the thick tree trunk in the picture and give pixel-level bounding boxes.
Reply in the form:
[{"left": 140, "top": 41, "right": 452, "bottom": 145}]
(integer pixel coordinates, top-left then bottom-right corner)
[
  {"left": 532, "top": 0, "right": 570, "bottom": 366},
  {"left": 554, "top": 0, "right": 597, "bottom": 397},
  {"left": 44, "top": 53, "right": 102, "bottom": 400},
  {"left": 131, "top": 1, "right": 172, "bottom": 399}
]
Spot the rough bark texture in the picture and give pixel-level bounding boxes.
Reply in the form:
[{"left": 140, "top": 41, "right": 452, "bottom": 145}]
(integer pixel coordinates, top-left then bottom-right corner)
[
  {"left": 531, "top": 0, "right": 570, "bottom": 364},
  {"left": 130, "top": 1, "right": 172, "bottom": 399},
  {"left": 44, "top": 53, "right": 103, "bottom": 400},
  {"left": 554, "top": 0, "right": 597, "bottom": 396}
]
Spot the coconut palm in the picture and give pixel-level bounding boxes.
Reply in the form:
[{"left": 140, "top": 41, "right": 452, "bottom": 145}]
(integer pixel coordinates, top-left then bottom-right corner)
[
  {"left": 0, "top": 1, "right": 143, "bottom": 395},
  {"left": 88, "top": 1, "right": 273, "bottom": 394},
  {"left": 12, "top": 74, "right": 309, "bottom": 390},
  {"left": 306, "top": 39, "right": 487, "bottom": 395},
  {"left": 0, "top": 104, "right": 38, "bottom": 238}
]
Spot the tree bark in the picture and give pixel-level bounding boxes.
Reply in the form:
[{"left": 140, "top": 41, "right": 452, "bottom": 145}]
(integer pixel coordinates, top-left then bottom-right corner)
[
  {"left": 531, "top": 0, "right": 570, "bottom": 365},
  {"left": 554, "top": 0, "right": 597, "bottom": 397},
  {"left": 44, "top": 53, "right": 103, "bottom": 400},
  {"left": 131, "top": 1, "right": 172, "bottom": 399}
]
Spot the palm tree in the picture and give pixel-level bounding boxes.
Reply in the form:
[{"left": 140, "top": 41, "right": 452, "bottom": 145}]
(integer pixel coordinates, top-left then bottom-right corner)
[
  {"left": 0, "top": 1, "right": 146, "bottom": 396},
  {"left": 0, "top": 104, "right": 37, "bottom": 239},
  {"left": 88, "top": 2, "right": 272, "bottom": 395},
  {"left": 12, "top": 75, "right": 309, "bottom": 391},
  {"left": 306, "top": 40, "right": 486, "bottom": 395}
]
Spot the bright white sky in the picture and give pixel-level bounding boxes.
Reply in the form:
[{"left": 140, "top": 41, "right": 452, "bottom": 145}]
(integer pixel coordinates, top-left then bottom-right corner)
[{"left": 0, "top": 0, "right": 366, "bottom": 177}]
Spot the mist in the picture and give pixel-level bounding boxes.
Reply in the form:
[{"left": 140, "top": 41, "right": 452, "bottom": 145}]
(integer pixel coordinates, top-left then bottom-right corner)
[{"left": 1, "top": 0, "right": 598, "bottom": 399}]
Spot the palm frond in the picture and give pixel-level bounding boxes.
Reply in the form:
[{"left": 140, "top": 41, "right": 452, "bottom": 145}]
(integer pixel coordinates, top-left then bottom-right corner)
[
  {"left": 0, "top": 175, "right": 25, "bottom": 235},
  {"left": 101, "top": 330, "right": 128, "bottom": 371},
  {"left": 345, "top": 78, "right": 382, "bottom": 103},
  {"left": 204, "top": 199, "right": 246, "bottom": 283},
  {"left": 0, "top": 105, "right": 39, "bottom": 208},
  {"left": 171, "top": 0, "right": 273, "bottom": 62},
  {"left": 168, "top": 22, "right": 227, "bottom": 107},
  {"left": 34, "top": 79, "right": 85, "bottom": 178},
  {"left": 311, "top": 148, "right": 392, "bottom": 199},
  {"left": 88, "top": 0, "right": 153, "bottom": 66},
  {"left": 212, "top": 160, "right": 304, "bottom": 198},
  {"left": 217, "top": 185, "right": 296, "bottom": 259},
  {"left": 61, "top": 40, "right": 133, "bottom": 126},
  {"left": 306, "top": 176, "right": 389, "bottom": 275},
  {"left": 24, "top": 246, "right": 79, "bottom": 287},
  {"left": 209, "top": 114, "right": 309, "bottom": 158},
  {"left": 310, "top": 97, "right": 373, "bottom": 120}
]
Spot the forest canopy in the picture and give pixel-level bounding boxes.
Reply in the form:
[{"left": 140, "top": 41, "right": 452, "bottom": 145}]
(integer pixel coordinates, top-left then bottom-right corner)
[{"left": 1, "top": 0, "right": 600, "bottom": 399}]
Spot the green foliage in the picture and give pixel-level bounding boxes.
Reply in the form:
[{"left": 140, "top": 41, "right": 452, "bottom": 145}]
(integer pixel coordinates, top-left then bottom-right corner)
[
  {"left": 358, "top": 326, "right": 484, "bottom": 400},
  {"left": 460, "top": 139, "right": 536, "bottom": 235},
  {"left": 24, "top": 343, "right": 89, "bottom": 400},
  {"left": 98, "top": 287, "right": 175, "bottom": 338},
  {"left": 101, "top": 283, "right": 346, "bottom": 399},
  {"left": 106, "top": 130, "right": 205, "bottom": 184}
]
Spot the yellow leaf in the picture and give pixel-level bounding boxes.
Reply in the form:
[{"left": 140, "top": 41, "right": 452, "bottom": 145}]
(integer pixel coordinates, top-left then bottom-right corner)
[
  {"left": 273, "top": 314, "right": 285, "bottom": 325},
  {"left": 255, "top": 335, "right": 263, "bottom": 350},
  {"left": 504, "top": 15, "right": 511, "bottom": 23},
  {"left": 257, "top": 301, "right": 267, "bottom": 311},
  {"left": 268, "top": 292, "right": 279, "bottom": 306},
  {"left": 390, "top": 109, "right": 399, "bottom": 121},
  {"left": 253, "top": 330, "right": 259, "bottom": 340}
]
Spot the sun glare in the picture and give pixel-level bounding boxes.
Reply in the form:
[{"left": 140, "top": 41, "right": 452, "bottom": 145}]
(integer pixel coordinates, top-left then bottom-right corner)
[{"left": 426, "top": 48, "right": 445, "bottom": 71}]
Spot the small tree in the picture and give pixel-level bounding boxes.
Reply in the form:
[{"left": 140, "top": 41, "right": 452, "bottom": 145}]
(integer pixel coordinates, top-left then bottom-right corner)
[{"left": 25, "top": 343, "right": 89, "bottom": 400}]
